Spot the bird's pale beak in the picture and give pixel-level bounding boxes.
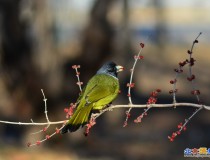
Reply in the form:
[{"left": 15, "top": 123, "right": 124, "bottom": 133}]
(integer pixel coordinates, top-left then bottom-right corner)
[{"left": 116, "top": 65, "right": 124, "bottom": 72}]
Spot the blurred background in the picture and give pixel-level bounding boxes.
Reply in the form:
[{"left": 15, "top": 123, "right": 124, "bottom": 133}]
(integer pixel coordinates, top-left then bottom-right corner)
[{"left": 0, "top": 0, "right": 210, "bottom": 159}]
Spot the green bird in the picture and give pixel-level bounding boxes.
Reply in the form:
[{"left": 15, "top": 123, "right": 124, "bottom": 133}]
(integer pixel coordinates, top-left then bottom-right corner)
[{"left": 61, "top": 62, "right": 124, "bottom": 134}]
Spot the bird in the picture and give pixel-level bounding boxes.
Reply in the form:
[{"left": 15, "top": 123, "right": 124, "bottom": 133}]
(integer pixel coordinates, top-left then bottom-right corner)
[{"left": 61, "top": 61, "right": 124, "bottom": 134}]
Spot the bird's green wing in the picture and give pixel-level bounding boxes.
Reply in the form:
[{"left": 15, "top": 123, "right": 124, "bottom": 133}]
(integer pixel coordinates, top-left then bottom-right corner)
[
  {"left": 77, "top": 74, "right": 119, "bottom": 109},
  {"left": 85, "top": 85, "right": 115, "bottom": 103},
  {"left": 84, "top": 75, "right": 119, "bottom": 111}
]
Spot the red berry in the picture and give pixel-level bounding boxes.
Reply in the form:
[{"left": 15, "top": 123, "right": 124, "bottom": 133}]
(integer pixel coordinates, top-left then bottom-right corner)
[
  {"left": 174, "top": 69, "right": 179, "bottom": 72},
  {"left": 55, "top": 128, "right": 60, "bottom": 134},
  {"left": 172, "top": 132, "right": 177, "bottom": 138},
  {"left": 72, "top": 65, "right": 77, "bottom": 69},
  {"left": 187, "top": 50, "right": 192, "bottom": 54},
  {"left": 126, "top": 112, "right": 131, "bottom": 118},
  {"left": 43, "top": 127, "right": 47, "bottom": 132},
  {"left": 84, "top": 132, "right": 89, "bottom": 137},
  {"left": 123, "top": 121, "right": 128, "bottom": 127},
  {"left": 27, "top": 142, "right": 31, "bottom": 147},
  {"left": 187, "top": 77, "right": 192, "bottom": 81},
  {"left": 169, "top": 90, "right": 174, "bottom": 94},
  {"left": 168, "top": 136, "right": 174, "bottom": 142},
  {"left": 177, "top": 123, "right": 183, "bottom": 129},
  {"left": 140, "top": 43, "right": 145, "bottom": 48},
  {"left": 64, "top": 108, "right": 69, "bottom": 113},
  {"left": 36, "top": 141, "right": 41, "bottom": 146},
  {"left": 156, "top": 89, "right": 161, "bottom": 92},
  {"left": 46, "top": 135, "right": 50, "bottom": 140},
  {"left": 194, "top": 40, "right": 198, "bottom": 43},
  {"left": 140, "top": 56, "right": 144, "bottom": 59},
  {"left": 170, "top": 80, "right": 174, "bottom": 84}
]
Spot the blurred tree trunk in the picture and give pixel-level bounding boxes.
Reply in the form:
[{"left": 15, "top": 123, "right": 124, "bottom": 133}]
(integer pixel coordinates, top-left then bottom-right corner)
[
  {"left": 75, "top": 0, "right": 116, "bottom": 82},
  {"left": 121, "top": 0, "right": 132, "bottom": 63},
  {"left": 0, "top": 0, "right": 42, "bottom": 124},
  {"left": 63, "top": 0, "right": 117, "bottom": 98}
]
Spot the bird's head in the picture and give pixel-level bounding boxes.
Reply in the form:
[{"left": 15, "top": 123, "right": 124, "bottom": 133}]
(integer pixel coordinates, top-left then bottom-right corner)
[{"left": 97, "top": 61, "right": 124, "bottom": 78}]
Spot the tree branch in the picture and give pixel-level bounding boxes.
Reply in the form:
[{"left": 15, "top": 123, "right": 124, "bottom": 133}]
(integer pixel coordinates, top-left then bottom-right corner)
[{"left": 0, "top": 102, "right": 208, "bottom": 127}]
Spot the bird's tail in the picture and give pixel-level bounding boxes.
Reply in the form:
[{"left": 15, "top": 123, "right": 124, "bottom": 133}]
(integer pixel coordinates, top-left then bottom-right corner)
[{"left": 60, "top": 104, "right": 92, "bottom": 134}]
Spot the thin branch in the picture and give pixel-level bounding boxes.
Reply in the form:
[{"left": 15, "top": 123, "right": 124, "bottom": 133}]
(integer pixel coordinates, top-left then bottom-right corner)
[
  {"left": 0, "top": 103, "right": 209, "bottom": 126},
  {"left": 72, "top": 65, "right": 83, "bottom": 92},
  {"left": 179, "top": 106, "right": 203, "bottom": 133},
  {"left": 28, "top": 125, "right": 65, "bottom": 147},
  {"left": 127, "top": 43, "right": 144, "bottom": 104},
  {"left": 124, "top": 43, "right": 145, "bottom": 126},
  {"left": 41, "top": 89, "right": 50, "bottom": 123},
  {"left": 30, "top": 89, "right": 51, "bottom": 135},
  {"left": 0, "top": 120, "right": 65, "bottom": 125},
  {"left": 187, "top": 32, "right": 202, "bottom": 102}
]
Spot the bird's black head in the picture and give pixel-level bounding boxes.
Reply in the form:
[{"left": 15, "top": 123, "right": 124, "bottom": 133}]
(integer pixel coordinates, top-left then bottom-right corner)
[{"left": 97, "top": 61, "right": 124, "bottom": 78}]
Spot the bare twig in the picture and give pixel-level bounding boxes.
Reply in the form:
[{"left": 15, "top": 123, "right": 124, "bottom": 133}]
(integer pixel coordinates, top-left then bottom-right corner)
[
  {"left": 124, "top": 43, "right": 145, "bottom": 126},
  {"left": 127, "top": 43, "right": 144, "bottom": 104},
  {"left": 187, "top": 32, "right": 202, "bottom": 102},
  {"left": 0, "top": 120, "right": 65, "bottom": 126},
  {"left": 72, "top": 65, "right": 83, "bottom": 92},
  {"left": 30, "top": 89, "right": 51, "bottom": 135},
  {"left": 28, "top": 125, "right": 65, "bottom": 147},
  {"left": 179, "top": 106, "right": 203, "bottom": 133}
]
